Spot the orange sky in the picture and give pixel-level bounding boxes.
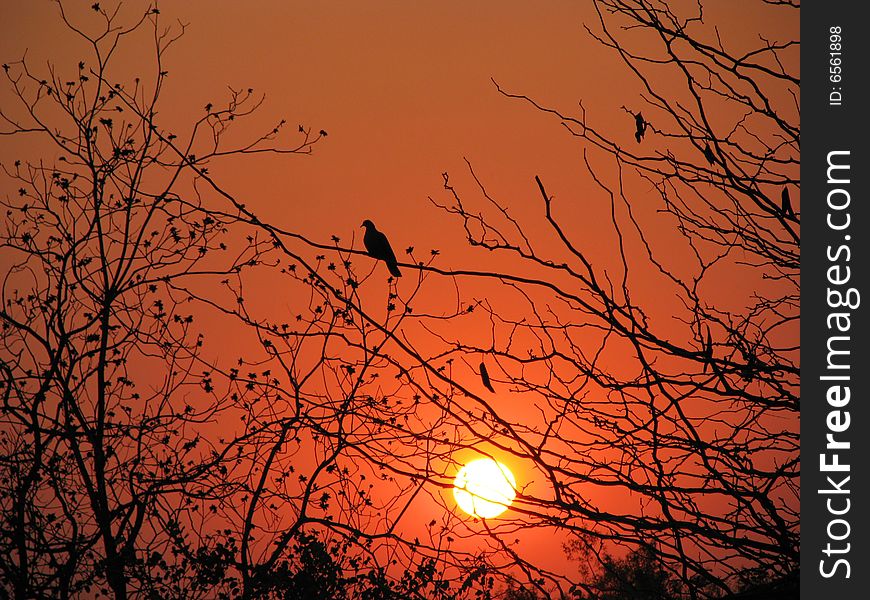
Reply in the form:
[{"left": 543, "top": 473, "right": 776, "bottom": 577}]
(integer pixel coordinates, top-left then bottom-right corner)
[
  {"left": 1, "top": 1, "right": 797, "bottom": 262},
  {"left": 5, "top": 1, "right": 593, "bottom": 234},
  {"left": 0, "top": 0, "right": 800, "bottom": 589}
]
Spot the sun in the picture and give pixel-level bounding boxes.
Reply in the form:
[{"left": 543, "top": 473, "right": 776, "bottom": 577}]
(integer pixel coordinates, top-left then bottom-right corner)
[{"left": 453, "top": 458, "right": 517, "bottom": 519}]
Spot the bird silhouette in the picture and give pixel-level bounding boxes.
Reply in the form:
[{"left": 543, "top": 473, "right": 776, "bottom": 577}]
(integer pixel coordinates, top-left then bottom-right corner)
[
  {"left": 781, "top": 186, "right": 795, "bottom": 219},
  {"left": 479, "top": 362, "right": 495, "bottom": 393},
  {"left": 703, "top": 327, "right": 713, "bottom": 373},
  {"left": 362, "top": 220, "right": 401, "bottom": 277},
  {"left": 703, "top": 143, "right": 716, "bottom": 165},
  {"left": 634, "top": 112, "right": 647, "bottom": 143}
]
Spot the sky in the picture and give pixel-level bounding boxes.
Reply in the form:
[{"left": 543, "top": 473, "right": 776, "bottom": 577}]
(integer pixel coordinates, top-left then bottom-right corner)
[
  {"left": 1, "top": 1, "right": 652, "bottom": 255},
  {"left": 0, "top": 1, "right": 798, "bottom": 267},
  {"left": 0, "top": 0, "right": 800, "bottom": 588}
]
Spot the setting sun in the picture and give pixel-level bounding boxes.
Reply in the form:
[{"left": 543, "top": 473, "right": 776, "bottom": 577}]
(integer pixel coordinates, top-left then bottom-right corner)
[{"left": 453, "top": 458, "right": 517, "bottom": 519}]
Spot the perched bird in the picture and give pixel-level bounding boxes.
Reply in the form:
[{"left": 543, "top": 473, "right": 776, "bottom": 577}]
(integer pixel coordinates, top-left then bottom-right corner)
[
  {"left": 741, "top": 351, "right": 760, "bottom": 381},
  {"left": 479, "top": 362, "right": 495, "bottom": 393},
  {"left": 361, "top": 219, "right": 401, "bottom": 277},
  {"left": 703, "top": 143, "right": 716, "bottom": 165},
  {"left": 703, "top": 327, "right": 713, "bottom": 373},
  {"left": 634, "top": 112, "right": 647, "bottom": 143},
  {"left": 781, "top": 186, "right": 795, "bottom": 219}
]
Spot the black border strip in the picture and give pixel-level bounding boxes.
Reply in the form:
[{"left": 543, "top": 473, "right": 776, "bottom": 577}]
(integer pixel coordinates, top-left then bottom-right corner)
[{"left": 801, "top": 2, "right": 870, "bottom": 596}]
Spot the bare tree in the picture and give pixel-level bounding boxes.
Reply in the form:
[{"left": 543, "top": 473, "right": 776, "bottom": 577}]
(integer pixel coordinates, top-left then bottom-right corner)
[
  {"left": 0, "top": 5, "right": 516, "bottom": 600},
  {"left": 224, "top": 0, "right": 801, "bottom": 586},
  {"left": 416, "top": 0, "right": 799, "bottom": 596},
  {"left": 0, "top": 4, "right": 324, "bottom": 597}
]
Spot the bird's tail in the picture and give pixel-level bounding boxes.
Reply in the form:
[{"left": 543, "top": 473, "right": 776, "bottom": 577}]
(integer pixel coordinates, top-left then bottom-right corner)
[{"left": 388, "top": 262, "right": 402, "bottom": 278}]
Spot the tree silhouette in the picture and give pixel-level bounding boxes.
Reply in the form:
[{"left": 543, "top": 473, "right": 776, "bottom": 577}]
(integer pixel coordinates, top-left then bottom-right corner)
[
  {"left": 570, "top": 544, "right": 684, "bottom": 600},
  {"left": 1, "top": 1, "right": 798, "bottom": 599},
  {"left": 0, "top": 4, "right": 324, "bottom": 598},
  {"left": 419, "top": 0, "right": 799, "bottom": 596},
  {"left": 0, "top": 4, "right": 499, "bottom": 600}
]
